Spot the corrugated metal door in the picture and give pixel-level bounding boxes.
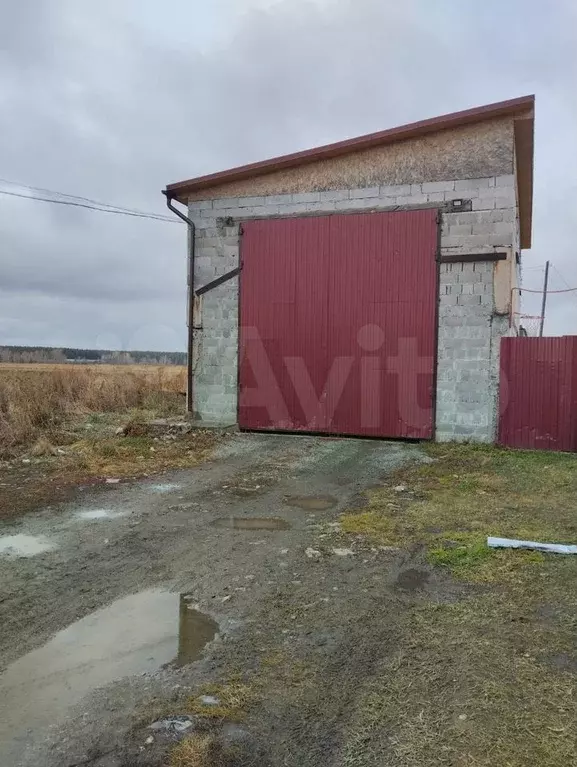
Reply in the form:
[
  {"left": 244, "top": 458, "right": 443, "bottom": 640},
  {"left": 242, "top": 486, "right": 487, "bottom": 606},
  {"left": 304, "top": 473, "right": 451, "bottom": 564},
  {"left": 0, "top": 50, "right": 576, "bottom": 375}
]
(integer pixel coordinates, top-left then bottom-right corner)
[
  {"left": 238, "top": 210, "right": 439, "bottom": 438},
  {"left": 499, "top": 336, "right": 577, "bottom": 451}
]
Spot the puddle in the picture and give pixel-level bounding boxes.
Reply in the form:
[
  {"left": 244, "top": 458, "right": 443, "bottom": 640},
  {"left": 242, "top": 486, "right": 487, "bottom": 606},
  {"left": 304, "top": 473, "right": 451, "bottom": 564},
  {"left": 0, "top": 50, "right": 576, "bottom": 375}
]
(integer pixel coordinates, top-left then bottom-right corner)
[
  {"left": 0, "top": 534, "right": 55, "bottom": 558},
  {"left": 75, "top": 509, "right": 124, "bottom": 521},
  {"left": 394, "top": 568, "right": 430, "bottom": 592},
  {"left": 284, "top": 495, "right": 337, "bottom": 511},
  {"left": 177, "top": 596, "right": 219, "bottom": 666},
  {"left": 227, "top": 486, "right": 264, "bottom": 497},
  {"left": 0, "top": 590, "right": 217, "bottom": 763},
  {"left": 149, "top": 483, "right": 181, "bottom": 493},
  {"left": 212, "top": 517, "right": 291, "bottom": 531}
]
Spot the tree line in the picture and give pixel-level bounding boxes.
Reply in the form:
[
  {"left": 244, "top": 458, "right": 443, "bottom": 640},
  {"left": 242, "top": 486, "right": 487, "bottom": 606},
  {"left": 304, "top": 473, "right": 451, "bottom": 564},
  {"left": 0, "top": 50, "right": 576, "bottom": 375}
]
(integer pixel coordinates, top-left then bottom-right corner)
[{"left": 0, "top": 346, "right": 187, "bottom": 365}]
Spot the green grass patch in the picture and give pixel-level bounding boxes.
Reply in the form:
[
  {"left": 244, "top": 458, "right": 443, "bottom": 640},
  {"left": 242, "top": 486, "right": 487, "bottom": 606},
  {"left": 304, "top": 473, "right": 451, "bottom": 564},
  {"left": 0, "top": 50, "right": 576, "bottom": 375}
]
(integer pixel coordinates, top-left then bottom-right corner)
[
  {"left": 428, "top": 538, "right": 494, "bottom": 570},
  {"left": 340, "top": 510, "right": 397, "bottom": 542},
  {"left": 340, "top": 443, "right": 577, "bottom": 583}
]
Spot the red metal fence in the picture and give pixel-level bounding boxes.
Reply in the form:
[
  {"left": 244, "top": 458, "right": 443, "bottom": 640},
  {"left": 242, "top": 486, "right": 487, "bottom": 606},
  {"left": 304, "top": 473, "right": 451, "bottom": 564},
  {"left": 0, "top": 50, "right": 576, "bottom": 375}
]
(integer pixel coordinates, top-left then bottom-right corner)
[{"left": 499, "top": 336, "right": 577, "bottom": 451}]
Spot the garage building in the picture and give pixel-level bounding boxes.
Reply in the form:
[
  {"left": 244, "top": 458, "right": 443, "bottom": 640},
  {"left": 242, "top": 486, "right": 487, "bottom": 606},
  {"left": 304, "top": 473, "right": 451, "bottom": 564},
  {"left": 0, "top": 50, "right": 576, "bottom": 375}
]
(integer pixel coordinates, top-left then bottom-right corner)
[{"left": 164, "top": 95, "right": 535, "bottom": 443}]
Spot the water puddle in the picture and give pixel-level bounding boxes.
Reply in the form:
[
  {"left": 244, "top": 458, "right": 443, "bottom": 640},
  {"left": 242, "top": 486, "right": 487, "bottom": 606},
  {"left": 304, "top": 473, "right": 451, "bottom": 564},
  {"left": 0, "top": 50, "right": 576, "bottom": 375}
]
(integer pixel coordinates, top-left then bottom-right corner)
[
  {"left": 0, "top": 590, "right": 217, "bottom": 763},
  {"left": 177, "top": 597, "right": 219, "bottom": 666},
  {"left": 75, "top": 509, "right": 125, "bottom": 521},
  {"left": 149, "top": 483, "right": 182, "bottom": 494},
  {"left": 212, "top": 517, "right": 291, "bottom": 531},
  {"left": 284, "top": 495, "right": 337, "bottom": 511},
  {"left": 0, "top": 534, "right": 55, "bottom": 558}
]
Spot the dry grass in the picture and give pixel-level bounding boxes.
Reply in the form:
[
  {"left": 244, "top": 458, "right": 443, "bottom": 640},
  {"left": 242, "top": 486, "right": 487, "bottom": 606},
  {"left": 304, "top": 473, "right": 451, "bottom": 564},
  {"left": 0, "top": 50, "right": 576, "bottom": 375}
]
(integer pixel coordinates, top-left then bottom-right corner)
[
  {"left": 0, "top": 363, "right": 223, "bottom": 520},
  {"left": 340, "top": 444, "right": 577, "bottom": 767},
  {"left": 0, "top": 364, "right": 185, "bottom": 455},
  {"left": 187, "top": 680, "right": 255, "bottom": 722},
  {"left": 170, "top": 734, "right": 227, "bottom": 767}
]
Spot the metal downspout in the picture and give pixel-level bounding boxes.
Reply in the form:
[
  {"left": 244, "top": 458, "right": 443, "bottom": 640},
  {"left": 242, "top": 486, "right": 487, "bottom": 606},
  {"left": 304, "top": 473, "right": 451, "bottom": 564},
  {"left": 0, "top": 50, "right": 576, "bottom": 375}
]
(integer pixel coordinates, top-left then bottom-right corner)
[{"left": 163, "top": 192, "right": 196, "bottom": 414}]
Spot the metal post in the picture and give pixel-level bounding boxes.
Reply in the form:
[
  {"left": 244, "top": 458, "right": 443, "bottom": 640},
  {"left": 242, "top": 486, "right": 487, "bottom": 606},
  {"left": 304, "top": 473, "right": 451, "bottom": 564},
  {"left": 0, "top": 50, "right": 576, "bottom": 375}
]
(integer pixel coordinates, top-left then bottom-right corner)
[{"left": 539, "top": 260, "right": 550, "bottom": 337}]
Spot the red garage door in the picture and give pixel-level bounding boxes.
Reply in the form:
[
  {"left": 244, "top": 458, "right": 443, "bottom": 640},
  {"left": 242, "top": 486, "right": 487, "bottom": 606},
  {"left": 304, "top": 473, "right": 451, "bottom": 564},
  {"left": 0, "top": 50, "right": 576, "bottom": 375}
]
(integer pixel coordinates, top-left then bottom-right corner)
[{"left": 238, "top": 210, "right": 438, "bottom": 438}]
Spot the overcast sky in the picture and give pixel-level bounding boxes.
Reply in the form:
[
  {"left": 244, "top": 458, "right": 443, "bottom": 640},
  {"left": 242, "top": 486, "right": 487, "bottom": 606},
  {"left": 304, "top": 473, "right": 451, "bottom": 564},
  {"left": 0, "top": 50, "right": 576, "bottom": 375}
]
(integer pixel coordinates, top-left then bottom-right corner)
[{"left": 1, "top": 0, "right": 576, "bottom": 351}]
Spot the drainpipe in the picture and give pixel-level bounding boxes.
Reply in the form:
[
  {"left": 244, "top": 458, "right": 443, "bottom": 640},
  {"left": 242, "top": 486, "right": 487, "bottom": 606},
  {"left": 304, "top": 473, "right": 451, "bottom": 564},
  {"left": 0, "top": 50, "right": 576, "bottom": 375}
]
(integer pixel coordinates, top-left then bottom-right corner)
[{"left": 163, "top": 192, "right": 196, "bottom": 414}]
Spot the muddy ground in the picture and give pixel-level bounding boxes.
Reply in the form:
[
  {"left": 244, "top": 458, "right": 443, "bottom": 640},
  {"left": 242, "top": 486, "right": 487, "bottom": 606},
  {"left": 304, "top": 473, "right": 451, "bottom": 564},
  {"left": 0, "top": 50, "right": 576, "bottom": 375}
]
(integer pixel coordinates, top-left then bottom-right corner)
[
  {"left": 11, "top": 433, "right": 562, "bottom": 766},
  {"left": 0, "top": 432, "right": 439, "bottom": 766}
]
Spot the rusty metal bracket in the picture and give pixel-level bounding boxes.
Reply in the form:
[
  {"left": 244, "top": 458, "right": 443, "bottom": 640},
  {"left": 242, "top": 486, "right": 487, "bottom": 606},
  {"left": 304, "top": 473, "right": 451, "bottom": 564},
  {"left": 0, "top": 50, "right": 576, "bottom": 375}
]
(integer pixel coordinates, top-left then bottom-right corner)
[{"left": 195, "top": 266, "right": 242, "bottom": 296}]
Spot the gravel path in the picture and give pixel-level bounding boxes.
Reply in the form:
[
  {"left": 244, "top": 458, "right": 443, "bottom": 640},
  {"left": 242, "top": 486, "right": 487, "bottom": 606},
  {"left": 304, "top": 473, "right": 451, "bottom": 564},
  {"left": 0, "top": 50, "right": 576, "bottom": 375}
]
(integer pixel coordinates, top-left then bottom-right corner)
[{"left": 0, "top": 432, "right": 425, "bottom": 767}]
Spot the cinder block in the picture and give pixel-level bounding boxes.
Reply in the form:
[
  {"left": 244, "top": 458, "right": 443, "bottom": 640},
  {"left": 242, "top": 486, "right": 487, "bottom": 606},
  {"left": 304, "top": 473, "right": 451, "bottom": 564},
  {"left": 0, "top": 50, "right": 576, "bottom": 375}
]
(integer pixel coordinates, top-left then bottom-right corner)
[
  {"left": 455, "top": 178, "right": 491, "bottom": 190},
  {"left": 292, "top": 192, "right": 321, "bottom": 204},
  {"left": 472, "top": 197, "right": 495, "bottom": 211},
  {"left": 213, "top": 197, "right": 240, "bottom": 210},
  {"left": 427, "top": 192, "right": 446, "bottom": 202},
  {"left": 337, "top": 198, "right": 370, "bottom": 211},
  {"left": 452, "top": 212, "right": 482, "bottom": 226},
  {"left": 495, "top": 195, "right": 516, "bottom": 210},
  {"left": 189, "top": 199, "right": 213, "bottom": 211},
  {"left": 197, "top": 247, "right": 217, "bottom": 259},
  {"left": 282, "top": 202, "right": 320, "bottom": 215},
  {"left": 487, "top": 233, "right": 513, "bottom": 247},
  {"left": 449, "top": 190, "right": 480, "bottom": 203},
  {"left": 380, "top": 184, "right": 411, "bottom": 197},
  {"left": 396, "top": 194, "right": 428, "bottom": 205},
  {"left": 478, "top": 186, "right": 500, "bottom": 199},
  {"left": 264, "top": 194, "right": 293, "bottom": 205},
  {"left": 350, "top": 186, "right": 380, "bottom": 199},
  {"left": 247, "top": 205, "right": 282, "bottom": 217},
  {"left": 441, "top": 294, "right": 459, "bottom": 306},
  {"left": 237, "top": 196, "right": 265, "bottom": 207},
  {"left": 320, "top": 189, "right": 349, "bottom": 202},
  {"left": 422, "top": 180, "right": 455, "bottom": 193},
  {"left": 449, "top": 224, "right": 473, "bottom": 236},
  {"left": 197, "top": 237, "right": 219, "bottom": 249},
  {"left": 457, "top": 294, "right": 483, "bottom": 306},
  {"left": 495, "top": 175, "right": 515, "bottom": 187},
  {"left": 194, "top": 256, "right": 213, "bottom": 270}
]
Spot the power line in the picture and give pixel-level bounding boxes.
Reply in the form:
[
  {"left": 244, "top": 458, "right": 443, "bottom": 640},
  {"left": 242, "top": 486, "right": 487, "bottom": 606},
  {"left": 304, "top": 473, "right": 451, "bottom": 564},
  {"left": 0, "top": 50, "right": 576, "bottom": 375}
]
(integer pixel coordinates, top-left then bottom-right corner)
[
  {"left": 551, "top": 264, "right": 575, "bottom": 292},
  {"left": 0, "top": 177, "right": 149, "bottom": 214},
  {"left": 551, "top": 264, "right": 577, "bottom": 306},
  {"left": 521, "top": 285, "right": 577, "bottom": 294},
  {"left": 0, "top": 182, "right": 182, "bottom": 224}
]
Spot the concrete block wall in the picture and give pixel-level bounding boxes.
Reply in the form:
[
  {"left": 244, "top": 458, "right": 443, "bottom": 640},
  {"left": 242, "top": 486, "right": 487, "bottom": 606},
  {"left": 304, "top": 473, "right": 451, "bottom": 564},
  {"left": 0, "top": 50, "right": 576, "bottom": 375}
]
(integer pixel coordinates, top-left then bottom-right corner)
[
  {"left": 188, "top": 174, "right": 518, "bottom": 441},
  {"left": 436, "top": 261, "right": 508, "bottom": 442}
]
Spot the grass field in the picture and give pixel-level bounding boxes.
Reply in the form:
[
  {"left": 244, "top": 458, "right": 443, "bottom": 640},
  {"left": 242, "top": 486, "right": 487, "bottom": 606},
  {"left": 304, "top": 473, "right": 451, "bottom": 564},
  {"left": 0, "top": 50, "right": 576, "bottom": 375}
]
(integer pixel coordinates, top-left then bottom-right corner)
[
  {"left": 0, "top": 363, "right": 186, "bottom": 456},
  {"left": 338, "top": 444, "right": 577, "bottom": 767}
]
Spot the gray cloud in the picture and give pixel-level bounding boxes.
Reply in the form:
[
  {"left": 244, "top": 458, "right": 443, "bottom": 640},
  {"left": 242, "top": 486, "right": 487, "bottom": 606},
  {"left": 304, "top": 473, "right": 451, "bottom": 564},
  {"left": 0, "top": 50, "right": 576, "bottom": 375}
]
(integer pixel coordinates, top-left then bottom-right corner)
[{"left": 1, "top": 0, "right": 576, "bottom": 349}]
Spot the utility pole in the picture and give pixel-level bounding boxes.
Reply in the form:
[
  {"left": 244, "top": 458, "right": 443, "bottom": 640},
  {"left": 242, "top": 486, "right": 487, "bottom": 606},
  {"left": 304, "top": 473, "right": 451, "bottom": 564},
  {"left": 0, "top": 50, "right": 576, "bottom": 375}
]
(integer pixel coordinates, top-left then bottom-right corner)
[{"left": 539, "top": 260, "right": 550, "bottom": 337}]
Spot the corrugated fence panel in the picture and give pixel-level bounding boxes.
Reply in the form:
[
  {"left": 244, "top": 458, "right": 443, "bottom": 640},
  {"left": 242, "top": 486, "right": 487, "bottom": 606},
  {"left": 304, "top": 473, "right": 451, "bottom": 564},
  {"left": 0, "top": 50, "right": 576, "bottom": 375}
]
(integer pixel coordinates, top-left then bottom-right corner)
[
  {"left": 499, "top": 336, "right": 577, "bottom": 451},
  {"left": 239, "top": 209, "right": 439, "bottom": 438}
]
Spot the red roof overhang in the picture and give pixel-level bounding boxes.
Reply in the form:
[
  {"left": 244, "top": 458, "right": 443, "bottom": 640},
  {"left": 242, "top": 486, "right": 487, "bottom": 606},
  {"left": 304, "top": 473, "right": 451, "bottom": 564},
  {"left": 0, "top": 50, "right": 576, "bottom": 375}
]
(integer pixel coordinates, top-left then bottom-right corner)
[{"left": 165, "top": 95, "right": 534, "bottom": 248}]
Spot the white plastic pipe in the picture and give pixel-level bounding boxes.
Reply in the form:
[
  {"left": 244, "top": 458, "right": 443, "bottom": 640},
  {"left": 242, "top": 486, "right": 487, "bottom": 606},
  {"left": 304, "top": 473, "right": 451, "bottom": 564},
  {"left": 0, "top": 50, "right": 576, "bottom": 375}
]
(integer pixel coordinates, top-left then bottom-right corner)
[{"left": 487, "top": 537, "right": 577, "bottom": 555}]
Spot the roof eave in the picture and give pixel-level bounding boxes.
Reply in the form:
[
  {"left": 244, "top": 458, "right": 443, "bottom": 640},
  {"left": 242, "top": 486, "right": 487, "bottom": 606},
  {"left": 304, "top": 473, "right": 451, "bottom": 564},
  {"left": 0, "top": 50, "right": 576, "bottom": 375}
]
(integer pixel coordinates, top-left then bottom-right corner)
[
  {"left": 514, "top": 113, "right": 535, "bottom": 250},
  {"left": 164, "top": 95, "right": 535, "bottom": 203}
]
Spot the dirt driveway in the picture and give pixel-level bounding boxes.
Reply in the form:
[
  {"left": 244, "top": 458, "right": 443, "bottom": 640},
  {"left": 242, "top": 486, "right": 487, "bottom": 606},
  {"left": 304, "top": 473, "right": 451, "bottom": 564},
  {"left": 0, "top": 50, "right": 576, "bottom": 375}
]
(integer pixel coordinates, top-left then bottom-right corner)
[{"left": 0, "top": 433, "right": 427, "bottom": 767}]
